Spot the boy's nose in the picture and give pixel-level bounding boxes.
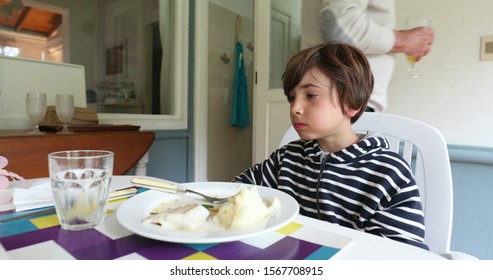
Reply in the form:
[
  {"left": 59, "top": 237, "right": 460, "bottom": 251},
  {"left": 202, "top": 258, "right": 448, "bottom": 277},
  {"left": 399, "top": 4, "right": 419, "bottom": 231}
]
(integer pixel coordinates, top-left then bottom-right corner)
[{"left": 290, "top": 101, "right": 303, "bottom": 115}]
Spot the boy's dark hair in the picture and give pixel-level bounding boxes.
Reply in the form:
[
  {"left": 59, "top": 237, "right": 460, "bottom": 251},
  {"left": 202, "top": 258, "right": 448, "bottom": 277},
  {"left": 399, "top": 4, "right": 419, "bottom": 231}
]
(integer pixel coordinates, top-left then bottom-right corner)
[{"left": 282, "top": 42, "right": 374, "bottom": 123}]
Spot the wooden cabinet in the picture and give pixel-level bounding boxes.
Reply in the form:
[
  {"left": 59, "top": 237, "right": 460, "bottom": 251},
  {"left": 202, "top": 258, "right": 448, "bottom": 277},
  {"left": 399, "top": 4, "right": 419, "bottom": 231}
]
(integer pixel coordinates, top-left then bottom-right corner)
[{"left": 0, "top": 130, "right": 154, "bottom": 179}]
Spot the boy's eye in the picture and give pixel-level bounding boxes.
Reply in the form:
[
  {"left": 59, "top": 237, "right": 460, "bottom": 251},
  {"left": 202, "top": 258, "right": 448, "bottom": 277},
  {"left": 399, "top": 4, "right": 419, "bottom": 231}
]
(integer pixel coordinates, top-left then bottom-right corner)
[
  {"left": 287, "top": 95, "right": 295, "bottom": 103},
  {"left": 306, "top": 93, "right": 317, "bottom": 99}
]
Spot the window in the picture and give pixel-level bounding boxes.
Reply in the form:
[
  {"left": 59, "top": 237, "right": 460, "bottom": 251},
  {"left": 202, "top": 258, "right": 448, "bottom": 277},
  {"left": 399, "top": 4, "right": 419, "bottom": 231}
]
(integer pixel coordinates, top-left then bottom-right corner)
[
  {"left": 0, "top": 30, "right": 51, "bottom": 60},
  {"left": 0, "top": 46, "right": 20, "bottom": 57}
]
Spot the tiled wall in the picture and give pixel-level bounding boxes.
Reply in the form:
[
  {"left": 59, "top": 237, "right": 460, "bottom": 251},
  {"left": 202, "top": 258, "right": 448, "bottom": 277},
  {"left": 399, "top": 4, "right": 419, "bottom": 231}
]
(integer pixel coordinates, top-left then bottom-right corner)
[{"left": 207, "top": 3, "right": 254, "bottom": 181}]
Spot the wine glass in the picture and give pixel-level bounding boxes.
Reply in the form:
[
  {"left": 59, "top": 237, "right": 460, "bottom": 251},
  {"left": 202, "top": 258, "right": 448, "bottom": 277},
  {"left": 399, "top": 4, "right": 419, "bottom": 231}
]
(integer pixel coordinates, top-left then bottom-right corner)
[
  {"left": 404, "top": 18, "right": 430, "bottom": 78},
  {"left": 55, "top": 94, "right": 75, "bottom": 134},
  {"left": 25, "top": 93, "right": 47, "bottom": 134}
]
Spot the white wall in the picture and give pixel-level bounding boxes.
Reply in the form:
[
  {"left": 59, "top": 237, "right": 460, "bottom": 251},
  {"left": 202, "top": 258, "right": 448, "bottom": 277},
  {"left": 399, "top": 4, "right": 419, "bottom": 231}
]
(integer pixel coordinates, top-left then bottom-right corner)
[
  {"left": 388, "top": 0, "right": 493, "bottom": 148},
  {"left": 0, "top": 56, "right": 86, "bottom": 129}
]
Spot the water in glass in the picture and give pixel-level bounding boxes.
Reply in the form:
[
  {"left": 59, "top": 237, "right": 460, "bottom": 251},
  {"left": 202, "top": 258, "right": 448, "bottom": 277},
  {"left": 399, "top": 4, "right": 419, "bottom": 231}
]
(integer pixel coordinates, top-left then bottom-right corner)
[{"left": 52, "top": 169, "right": 111, "bottom": 230}]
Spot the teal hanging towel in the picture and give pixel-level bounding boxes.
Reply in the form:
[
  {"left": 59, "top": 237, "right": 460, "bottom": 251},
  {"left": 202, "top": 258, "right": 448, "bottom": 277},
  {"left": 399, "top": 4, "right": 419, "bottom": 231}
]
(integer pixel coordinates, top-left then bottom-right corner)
[{"left": 231, "top": 41, "right": 250, "bottom": 129}]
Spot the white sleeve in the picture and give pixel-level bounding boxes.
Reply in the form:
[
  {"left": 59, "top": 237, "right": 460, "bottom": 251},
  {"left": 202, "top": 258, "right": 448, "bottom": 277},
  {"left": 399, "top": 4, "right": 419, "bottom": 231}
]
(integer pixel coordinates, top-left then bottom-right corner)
[{"left": 319, "top": 0, "right": 395, "bottom": 54}]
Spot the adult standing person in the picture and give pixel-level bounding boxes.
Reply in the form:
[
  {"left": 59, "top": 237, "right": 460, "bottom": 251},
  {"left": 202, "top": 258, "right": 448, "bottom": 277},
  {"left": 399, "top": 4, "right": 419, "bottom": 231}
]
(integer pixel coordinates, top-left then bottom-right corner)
[{"left": 301, "top": 0, "right": 435, "bottom": 112}]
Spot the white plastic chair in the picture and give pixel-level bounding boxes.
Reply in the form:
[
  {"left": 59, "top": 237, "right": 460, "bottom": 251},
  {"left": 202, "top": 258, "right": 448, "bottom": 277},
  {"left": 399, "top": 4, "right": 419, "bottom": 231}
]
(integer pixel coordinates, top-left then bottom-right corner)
[{"left": 279, "top": 112, "right": 477, "bottom": 259}]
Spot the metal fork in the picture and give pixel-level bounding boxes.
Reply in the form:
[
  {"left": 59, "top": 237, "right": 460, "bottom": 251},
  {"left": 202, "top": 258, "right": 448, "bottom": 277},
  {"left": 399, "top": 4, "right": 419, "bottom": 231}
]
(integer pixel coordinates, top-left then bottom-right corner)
[{"left": 130, "top": 178, "right": 231, "bottom": 204}]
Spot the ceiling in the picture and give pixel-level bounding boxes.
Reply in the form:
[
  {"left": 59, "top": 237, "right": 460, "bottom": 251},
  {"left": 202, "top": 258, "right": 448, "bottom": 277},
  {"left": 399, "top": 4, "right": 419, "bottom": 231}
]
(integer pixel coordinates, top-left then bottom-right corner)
[{"left": 0, "top": 1, "right": 62, "bottom": 37}]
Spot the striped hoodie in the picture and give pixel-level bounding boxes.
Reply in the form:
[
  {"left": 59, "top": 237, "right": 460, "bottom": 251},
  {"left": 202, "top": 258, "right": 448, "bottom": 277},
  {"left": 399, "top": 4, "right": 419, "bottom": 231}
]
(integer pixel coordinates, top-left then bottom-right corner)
[{"left": 233, "top": 134, "right": 429, "bottom": 250}]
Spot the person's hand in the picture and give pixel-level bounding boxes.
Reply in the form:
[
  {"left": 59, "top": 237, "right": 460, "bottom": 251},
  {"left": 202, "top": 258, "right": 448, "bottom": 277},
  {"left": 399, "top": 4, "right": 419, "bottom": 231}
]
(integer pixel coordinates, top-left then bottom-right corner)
[{"left": 392, "top": 27, "right": 435, "bottom": 61}]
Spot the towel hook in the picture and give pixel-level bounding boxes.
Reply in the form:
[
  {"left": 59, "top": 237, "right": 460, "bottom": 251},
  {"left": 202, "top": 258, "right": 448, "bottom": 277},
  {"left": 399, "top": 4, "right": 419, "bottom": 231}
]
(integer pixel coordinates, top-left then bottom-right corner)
[
  {"left": 221, "top": 53, "right": 230, "bottom": 64},
  {"left": 246, "top": 41, "right": 254, "bottom": 52}
]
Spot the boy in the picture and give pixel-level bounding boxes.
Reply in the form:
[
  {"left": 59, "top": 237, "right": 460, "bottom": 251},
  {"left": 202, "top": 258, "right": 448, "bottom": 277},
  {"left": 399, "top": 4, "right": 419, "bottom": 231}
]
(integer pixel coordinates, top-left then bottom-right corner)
[{"left": 233, "top": 42, "right": 428, "bottom": 250}]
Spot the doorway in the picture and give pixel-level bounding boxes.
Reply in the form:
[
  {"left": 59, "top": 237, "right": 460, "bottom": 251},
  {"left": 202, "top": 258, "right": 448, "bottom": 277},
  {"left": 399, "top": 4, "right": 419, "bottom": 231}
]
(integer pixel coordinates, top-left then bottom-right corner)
[{"left": 206, "top": 1, "right": 254, "bottom": 181}]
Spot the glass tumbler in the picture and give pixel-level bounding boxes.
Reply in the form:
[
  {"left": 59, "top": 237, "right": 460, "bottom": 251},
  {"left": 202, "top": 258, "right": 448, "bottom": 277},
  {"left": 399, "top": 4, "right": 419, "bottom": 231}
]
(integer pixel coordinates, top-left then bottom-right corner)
[{"left": 48, "top": 150, "right": 114, "bottom": 231}]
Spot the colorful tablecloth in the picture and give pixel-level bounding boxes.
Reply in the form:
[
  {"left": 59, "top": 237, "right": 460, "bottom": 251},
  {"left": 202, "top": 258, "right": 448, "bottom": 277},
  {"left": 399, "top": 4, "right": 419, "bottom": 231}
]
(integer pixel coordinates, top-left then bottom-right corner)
[{"left": 0, "top": 204, "right": 341, "bottom": 260}]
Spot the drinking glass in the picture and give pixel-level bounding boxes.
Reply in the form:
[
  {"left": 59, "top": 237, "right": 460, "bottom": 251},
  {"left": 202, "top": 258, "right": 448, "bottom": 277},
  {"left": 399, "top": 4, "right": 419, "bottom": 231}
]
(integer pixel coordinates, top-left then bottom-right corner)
[
  {"left": 404, "top": 19, "right": 430, "bottom": 78},
  {"left": 48, "top": 150, "right": 114, "bottom": 231},
  {"left": 55, "top": 94, "right": 75, "bottom": 134},
  {"left": 25, "top": 93, "right": 47, "bottom": 134}
]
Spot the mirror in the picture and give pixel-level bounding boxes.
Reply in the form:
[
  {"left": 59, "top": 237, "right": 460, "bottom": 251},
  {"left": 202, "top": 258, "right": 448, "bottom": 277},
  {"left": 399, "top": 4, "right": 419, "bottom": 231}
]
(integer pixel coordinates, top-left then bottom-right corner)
[{"left": 0, "top": 0, "right": 188, "bottom": 130}]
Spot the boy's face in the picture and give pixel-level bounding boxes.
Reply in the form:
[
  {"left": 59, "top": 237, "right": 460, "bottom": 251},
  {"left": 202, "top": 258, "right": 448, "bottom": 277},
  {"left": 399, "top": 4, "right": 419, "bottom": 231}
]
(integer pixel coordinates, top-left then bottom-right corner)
[{"left": 287, "top": 67, "right": 357, "bottom": 143}]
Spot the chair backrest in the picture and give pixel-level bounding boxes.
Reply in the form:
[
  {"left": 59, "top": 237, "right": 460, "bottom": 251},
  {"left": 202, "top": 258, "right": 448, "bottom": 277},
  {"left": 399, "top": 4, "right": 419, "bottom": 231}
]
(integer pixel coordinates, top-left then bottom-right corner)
[{"left": 278, "top": 112, "right": 453, "bottom": 256}]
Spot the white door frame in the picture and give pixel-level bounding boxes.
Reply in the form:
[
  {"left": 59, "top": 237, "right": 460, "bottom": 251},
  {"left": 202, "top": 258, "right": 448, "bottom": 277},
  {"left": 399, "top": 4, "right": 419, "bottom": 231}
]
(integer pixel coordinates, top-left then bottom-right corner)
[
  {"left": 252, "top": 0, "right": 291, "bottom": 164},
  {"left": 194, "top": 0, "right": 209, "bottom": 181}
]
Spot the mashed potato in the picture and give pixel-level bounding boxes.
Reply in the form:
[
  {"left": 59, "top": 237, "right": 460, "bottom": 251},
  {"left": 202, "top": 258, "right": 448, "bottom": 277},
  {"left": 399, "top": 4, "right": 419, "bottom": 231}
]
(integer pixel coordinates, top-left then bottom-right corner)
[{"left": 213, "top": 186, "right": 280, "bottom": 229}]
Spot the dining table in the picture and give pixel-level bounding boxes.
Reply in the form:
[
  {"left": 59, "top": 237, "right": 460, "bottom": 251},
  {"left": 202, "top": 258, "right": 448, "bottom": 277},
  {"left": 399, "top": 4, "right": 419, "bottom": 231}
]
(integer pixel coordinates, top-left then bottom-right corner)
[{"left": 0, "top": 176, "right": 446, "bottom": 261}]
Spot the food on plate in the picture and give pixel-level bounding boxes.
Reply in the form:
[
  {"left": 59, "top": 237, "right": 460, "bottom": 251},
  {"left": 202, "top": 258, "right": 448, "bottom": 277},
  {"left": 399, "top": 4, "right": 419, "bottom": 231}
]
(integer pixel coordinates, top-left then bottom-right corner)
[
  {"left": 143, "top": 203, "right": 209, "bottom": 231},
  {"left": 212, "top": 186, "right": 280, "bottom": 229},
  {"left": 143, "top": 185, "right": 280, "bottom": 231}
]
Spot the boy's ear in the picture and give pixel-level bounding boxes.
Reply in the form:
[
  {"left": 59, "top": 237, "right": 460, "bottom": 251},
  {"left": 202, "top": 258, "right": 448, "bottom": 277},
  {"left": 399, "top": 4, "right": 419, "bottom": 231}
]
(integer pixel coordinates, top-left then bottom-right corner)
[{"left": 345, "top": 105, "right": 361, "bottom": 118}]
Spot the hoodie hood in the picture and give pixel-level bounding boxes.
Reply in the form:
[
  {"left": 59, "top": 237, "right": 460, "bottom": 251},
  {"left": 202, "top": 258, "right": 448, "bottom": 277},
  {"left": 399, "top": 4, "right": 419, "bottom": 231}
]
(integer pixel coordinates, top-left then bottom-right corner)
[{"left": 300, "top": 133, "right": 390, "bottom": 164}]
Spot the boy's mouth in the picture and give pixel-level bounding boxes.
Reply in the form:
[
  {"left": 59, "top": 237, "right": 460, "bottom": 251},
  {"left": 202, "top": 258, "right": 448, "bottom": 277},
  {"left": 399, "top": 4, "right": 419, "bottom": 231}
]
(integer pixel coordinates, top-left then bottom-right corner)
[{"left": 293, "top": 123, "right": 306, "bottom": 129}]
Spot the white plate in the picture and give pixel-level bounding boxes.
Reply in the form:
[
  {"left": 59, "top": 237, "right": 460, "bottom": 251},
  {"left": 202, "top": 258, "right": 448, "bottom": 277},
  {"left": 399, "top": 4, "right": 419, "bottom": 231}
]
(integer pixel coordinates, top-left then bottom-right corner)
[{"left": 116, "top": 181, "right": 299, "bottom": 244}]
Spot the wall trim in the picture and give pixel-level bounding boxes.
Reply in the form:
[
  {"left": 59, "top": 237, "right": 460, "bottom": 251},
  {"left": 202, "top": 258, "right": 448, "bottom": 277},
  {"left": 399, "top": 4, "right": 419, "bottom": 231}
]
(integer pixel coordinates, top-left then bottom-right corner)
[
  {"left": 152, "top": 130, "right": 189, "bottom": 139},
  {"left": 448, "top": 144, "right": 493, "bottom": 166}
]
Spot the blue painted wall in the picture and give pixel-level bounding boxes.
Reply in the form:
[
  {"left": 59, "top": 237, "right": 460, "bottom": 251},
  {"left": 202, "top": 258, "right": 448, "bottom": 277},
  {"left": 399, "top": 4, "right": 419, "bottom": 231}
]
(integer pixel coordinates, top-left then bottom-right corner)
[
  {"left": 449, "top": 145, "right": 493, "bottom": 260},
  {"left": 142, "top": 130, "right": 191, "bottom": 183}
]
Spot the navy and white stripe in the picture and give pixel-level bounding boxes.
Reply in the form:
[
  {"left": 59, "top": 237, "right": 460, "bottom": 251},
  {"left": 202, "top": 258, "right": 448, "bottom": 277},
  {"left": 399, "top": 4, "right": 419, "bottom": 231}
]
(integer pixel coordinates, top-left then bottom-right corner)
[{"left": 233, "top": 135, "right": 428, "bottom": 250}]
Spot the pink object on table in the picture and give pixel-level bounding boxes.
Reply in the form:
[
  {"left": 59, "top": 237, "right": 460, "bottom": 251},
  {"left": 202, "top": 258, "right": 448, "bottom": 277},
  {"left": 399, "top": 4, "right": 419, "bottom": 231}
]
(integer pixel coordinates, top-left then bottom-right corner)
[{"left": 0, "top": 156, "right": 26, "bottom": 204}]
